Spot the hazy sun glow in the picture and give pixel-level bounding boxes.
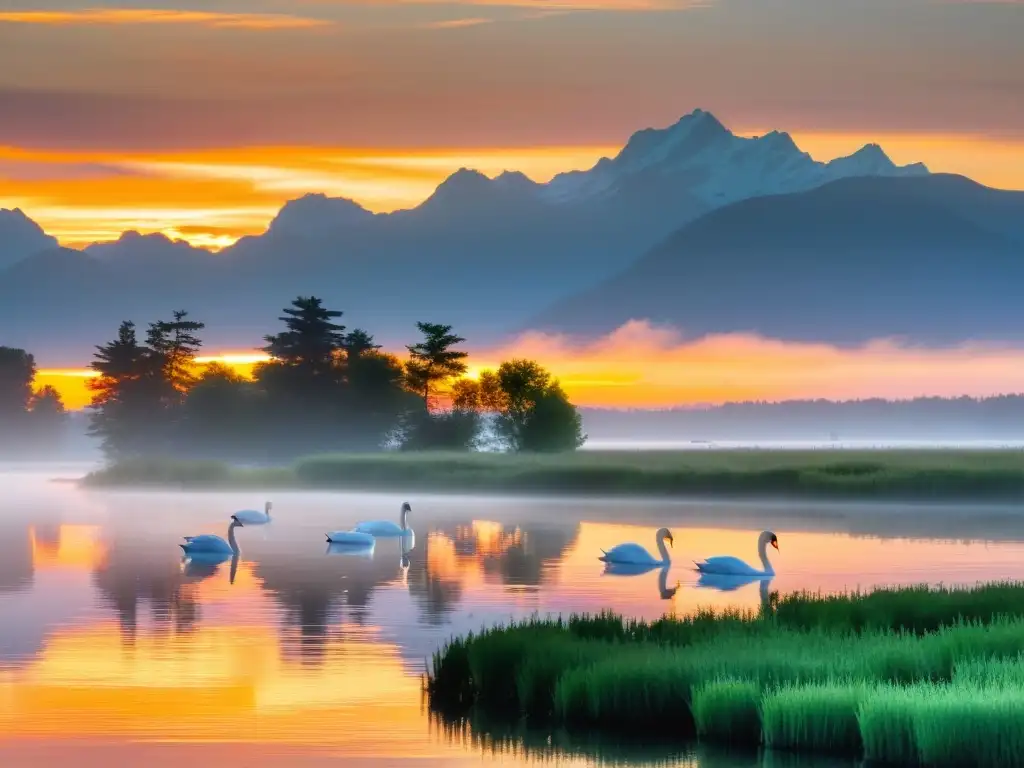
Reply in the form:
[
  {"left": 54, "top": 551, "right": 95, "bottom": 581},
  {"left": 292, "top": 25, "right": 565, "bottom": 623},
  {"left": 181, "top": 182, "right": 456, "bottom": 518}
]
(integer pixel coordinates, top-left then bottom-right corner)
[{"left": 37, "top": 321, "right": 1024, "bottom": 410}]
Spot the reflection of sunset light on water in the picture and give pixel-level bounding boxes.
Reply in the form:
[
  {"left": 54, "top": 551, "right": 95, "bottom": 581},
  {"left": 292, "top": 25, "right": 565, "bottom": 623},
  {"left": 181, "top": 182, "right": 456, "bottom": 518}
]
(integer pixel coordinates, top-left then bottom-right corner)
[
  {"left": 30, "top": 525, "right": 106, "bottom": 571},
  {"left": 12, "top": 492, "right": 1024, "bottom": 763},
  {"left": 0, "top": 620, "right": 448, "bottom": 754}
]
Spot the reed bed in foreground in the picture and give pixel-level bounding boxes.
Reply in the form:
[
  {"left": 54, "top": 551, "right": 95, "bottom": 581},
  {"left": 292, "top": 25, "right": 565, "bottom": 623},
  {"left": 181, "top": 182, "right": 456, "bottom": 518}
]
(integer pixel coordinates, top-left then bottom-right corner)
[
  {"left": 84, "top": 449, "right": 1024, "bottom": 500},
  {"left": 690, "top": 678, "right": 761, "bottom": 745},
  {"left": 428, "top": 585, "right": 1024, "bottom": 764}
]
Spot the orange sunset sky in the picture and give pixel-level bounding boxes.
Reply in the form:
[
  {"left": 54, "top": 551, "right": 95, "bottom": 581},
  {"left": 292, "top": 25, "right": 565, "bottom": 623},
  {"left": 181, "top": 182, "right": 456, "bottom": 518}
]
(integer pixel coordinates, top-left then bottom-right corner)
[{"left": 5, "top": 0, "right": 1024, "bottom": 407}]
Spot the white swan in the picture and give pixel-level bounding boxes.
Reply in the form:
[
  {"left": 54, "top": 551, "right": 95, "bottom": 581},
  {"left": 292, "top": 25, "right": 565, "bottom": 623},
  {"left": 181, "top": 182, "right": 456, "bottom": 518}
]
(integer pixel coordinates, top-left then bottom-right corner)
[
  {"left": 232, "top": 501, "right": 272, "bottom": 526},
  {"left": 695, "top": 530, "right": 778, "bottom": 576},
  {"left": 181, "top": 521, "right": 241, "bottom": 556},
  {"left": 325, "top": 529, "right": 376, "bottom": 547},
  {"left": 353, "top": 502, "right": 412, "bottom": 537},
  {"left": 599, "top": 527, "right": 673, "bottom": 566}
]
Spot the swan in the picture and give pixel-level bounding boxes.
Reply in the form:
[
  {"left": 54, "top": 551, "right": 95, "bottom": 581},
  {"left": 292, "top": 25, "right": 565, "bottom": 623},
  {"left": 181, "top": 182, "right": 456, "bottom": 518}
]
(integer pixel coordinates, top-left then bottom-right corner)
[
  {"left": 325, "top": 529, "right": 376, "bottom": 547},
  {"left": 353, "top": 502, "right": 412, "bottom": 537},
  {"left": 181, "top": 521, "right": 241, "bottom": 556},
  {"left": 695, "top": 530, "right": 778, "bottom": 576},
  {"left": 232, "top": 502, "right": 272, "bottom": 526},
  {"left": 599, "top": 527, "right": 673, "bottom": 566}
]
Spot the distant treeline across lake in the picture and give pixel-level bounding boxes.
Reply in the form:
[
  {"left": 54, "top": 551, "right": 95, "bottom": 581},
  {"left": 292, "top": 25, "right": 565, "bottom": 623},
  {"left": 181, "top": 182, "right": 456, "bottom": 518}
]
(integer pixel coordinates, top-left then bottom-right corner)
[{"left": 581, "top": 396, "right": 1024, "bottom": 443}]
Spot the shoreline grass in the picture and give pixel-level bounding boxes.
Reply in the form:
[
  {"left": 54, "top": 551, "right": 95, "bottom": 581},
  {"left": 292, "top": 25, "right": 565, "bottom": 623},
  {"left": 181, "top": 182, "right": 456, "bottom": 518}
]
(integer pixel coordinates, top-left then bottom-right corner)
[
  {"left": 427, "top": 582, "right": 1024, "bottom": 765},
  {"left": 83, "top": 449, "right": 1024, "bottom": 501}
]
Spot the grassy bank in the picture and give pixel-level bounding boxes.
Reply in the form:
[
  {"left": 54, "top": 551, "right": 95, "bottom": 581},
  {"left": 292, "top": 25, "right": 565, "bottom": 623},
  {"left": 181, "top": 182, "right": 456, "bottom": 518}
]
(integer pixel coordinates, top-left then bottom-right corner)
[
  {"left": 83, "top": 449, "right": 1024, "bottom": 500},
  {"left": 427, "top": 582, "right": 1024, "bottom": 765}
]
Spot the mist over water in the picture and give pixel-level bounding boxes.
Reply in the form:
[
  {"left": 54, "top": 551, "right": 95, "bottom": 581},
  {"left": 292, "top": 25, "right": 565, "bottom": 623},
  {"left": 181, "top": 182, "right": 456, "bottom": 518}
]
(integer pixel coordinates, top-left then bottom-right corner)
[{"left": 3, "top": 466, "right": 1024, "bottom": 765}]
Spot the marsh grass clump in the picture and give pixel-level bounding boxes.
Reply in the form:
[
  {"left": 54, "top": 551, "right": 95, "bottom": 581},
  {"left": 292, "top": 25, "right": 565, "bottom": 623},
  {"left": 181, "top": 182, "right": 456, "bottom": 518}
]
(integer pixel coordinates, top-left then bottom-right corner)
[
  {"left": 857, "top": 683, "right": 921, "bottom": 765},
  {"left": 760, "top": 681, "right": 868, "bottom": 756},
  {"left": 553, "top": 648, "right": 695, "bottom": 736},
  {"left": 427, "top": 596, "right": 1024, "bottom": 762},
  {"left": 774, "top": 582, "right": 1024, "bottom": 635},
  {"left": 912, "top": 684, "right": 1024, "bottom": 768},
  {"left": 691, "top": 678, "right": 762, "bottom": 746},
  {"left": 85, "top": 449, "right": 1024, "bottom": 501}
]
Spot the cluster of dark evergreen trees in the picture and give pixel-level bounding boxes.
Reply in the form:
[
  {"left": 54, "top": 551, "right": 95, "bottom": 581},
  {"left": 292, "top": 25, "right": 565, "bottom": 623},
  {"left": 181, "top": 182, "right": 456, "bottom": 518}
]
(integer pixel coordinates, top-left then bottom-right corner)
[
  {"left": 0, "top": 347, "right": 68, "bottom": 457},
  {"left": 83, "top": 296, "right": 586, "bottom": 461}
]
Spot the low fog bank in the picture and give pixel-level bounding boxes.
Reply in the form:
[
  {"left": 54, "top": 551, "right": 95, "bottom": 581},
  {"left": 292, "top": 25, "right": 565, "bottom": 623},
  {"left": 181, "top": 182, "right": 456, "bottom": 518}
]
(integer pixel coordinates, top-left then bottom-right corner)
[
  {"left": 8, "top": 397, "right": 1024, "bottom": 464},
  {"left": 0, "top": 412, "right": 100, "bottom": 463},
  {"left": 581, "top": 397, "right": 1024, "bottom": 448}
]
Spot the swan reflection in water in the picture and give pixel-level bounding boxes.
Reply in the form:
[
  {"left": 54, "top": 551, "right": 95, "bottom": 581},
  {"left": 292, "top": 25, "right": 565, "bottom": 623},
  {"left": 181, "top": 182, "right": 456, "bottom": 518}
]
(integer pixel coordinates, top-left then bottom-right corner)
[
  {"left": 602, "top": 561, "right": 679, "bottom": 600},
  {"left": 180, "top": 521, "right": 241, "bottom": 585},
  {"left": 697, "top": 571, "right": 774, "bottom": 607},
  {"left": 326, "top": 530, "right": 416, "bottom": 570}
]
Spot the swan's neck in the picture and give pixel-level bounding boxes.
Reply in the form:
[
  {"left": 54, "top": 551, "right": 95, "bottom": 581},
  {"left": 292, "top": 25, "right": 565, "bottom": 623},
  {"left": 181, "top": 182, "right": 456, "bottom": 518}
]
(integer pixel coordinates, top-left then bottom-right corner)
[
  {"left": 656, "top": 535, "right": 671, "bottom": 564},
  {"left": 228, "top": 523, "right": 240, "bottom": 554},
  {"left": 758, "top": 540, "right": 774, "bottom": 574},
  {"left": 400, "top": 508, "right": 408, "bottom": 530},
  {"left": 265, "top": 503, "right": 272, "bottom": 519}
]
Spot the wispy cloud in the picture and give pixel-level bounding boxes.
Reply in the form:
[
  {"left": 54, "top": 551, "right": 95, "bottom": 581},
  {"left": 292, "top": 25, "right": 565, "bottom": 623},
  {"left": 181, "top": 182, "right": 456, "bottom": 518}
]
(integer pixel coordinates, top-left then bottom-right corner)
[
  {"left": 337, "top": 0, "right": 707, "bottom": 11},
  {"left": 0, "top": 9, "right": 331, "bottom": 30},
  {"left": 422, "top": 16, "right": 495, "bottom": 28}
]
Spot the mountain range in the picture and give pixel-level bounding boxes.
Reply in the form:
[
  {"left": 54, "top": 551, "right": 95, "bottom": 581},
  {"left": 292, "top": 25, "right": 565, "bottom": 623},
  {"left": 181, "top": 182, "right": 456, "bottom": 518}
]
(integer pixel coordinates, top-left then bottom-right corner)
[{"left": 4, "top": 107, "right": 1021, "bottom": 362}]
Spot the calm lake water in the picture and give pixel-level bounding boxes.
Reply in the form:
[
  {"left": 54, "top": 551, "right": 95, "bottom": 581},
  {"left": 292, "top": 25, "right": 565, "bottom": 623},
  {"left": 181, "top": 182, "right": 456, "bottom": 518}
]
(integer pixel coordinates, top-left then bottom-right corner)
[{"left": 4, "top": 466, "right": 1024, "bottom": 766}]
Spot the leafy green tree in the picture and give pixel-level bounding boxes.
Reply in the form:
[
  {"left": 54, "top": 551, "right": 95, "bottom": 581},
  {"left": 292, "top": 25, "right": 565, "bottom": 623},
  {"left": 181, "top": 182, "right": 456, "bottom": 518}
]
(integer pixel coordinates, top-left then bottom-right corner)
[
  {"left": 405, "top": 323, "right": 469, "bottom": 412},
  {"left": 453, "top": 359, "right": 586, "bottom": 452}
]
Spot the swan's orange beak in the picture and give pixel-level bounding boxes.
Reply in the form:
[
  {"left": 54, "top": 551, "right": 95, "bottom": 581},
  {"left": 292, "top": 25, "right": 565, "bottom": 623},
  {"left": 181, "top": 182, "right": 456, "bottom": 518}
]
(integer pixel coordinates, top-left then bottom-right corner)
[
  {"left": 771, "top": 540, "right": 779, "bottom": 550},
  {"left": 668, "top": 536, "right": 674, "bottom": 548}
]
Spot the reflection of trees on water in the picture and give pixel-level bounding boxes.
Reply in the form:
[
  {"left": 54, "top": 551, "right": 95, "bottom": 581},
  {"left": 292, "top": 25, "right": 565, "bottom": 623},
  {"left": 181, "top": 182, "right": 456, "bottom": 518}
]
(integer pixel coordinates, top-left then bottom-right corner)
[
  {"left": 408, "top": 520, "right": 580, "bottom": 624},
  {"left": 251, "top": 541, "right": 412, "bottom": 665},
  {"left": 0, "top": 523, "right": 33, "bottom": 593},
  {"left": 91, "top": 538, "right": 200, "bottom": 643}
]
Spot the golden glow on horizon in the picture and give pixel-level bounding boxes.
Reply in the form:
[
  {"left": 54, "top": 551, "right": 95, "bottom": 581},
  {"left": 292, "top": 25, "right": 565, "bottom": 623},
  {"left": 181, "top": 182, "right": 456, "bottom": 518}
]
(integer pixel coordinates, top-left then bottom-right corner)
[
  {"left": 1, "top": 132, "right": 1022, "bottom": 249},
  {"left": 33, "top": 323, "right": 1024, "bottom": 410},
  {"left": 0, "top": 9, "right": 331, "bottom": 30}
]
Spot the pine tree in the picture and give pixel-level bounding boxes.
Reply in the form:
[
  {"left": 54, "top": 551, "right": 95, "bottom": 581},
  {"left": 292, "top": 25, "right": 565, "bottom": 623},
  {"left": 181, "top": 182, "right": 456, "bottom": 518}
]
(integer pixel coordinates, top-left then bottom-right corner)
[
  {"left": 405, "top": 322, "right": 469, "bottom": 412},
  {"left": 146, "top": 310, "right": 205, "bottom": 396},
  {"left": 87, "top": 321, "right": 151, "bottom": 457},
  {"left": 342, "top": 328, "right": 381, "bottom": 361},
  {"left": 262, "top": 296, "right": 346, "bottom": 376}
]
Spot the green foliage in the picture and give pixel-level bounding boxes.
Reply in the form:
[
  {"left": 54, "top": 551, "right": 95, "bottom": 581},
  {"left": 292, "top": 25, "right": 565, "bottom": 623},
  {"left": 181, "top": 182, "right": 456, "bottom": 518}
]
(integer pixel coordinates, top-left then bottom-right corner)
[{"left": 445, "top": 360, "right": 586, "bottom": 452}]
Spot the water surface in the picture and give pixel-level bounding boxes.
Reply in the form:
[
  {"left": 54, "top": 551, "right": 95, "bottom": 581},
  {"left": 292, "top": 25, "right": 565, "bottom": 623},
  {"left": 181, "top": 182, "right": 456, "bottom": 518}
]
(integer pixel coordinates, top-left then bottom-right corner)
[{"left": 2, "top": 467, "right": 1024, "bottom": 766}]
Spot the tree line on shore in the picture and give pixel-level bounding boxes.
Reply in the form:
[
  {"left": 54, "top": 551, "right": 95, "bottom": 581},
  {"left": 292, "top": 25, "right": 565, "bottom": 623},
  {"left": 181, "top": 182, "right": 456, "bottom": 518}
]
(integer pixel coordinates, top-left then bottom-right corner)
[
  {"left": 0, "top": 347, "right": 68, "bottom": 456},
  {"left": 1, "top": 296, "right": 586, "bottom": 461}
]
